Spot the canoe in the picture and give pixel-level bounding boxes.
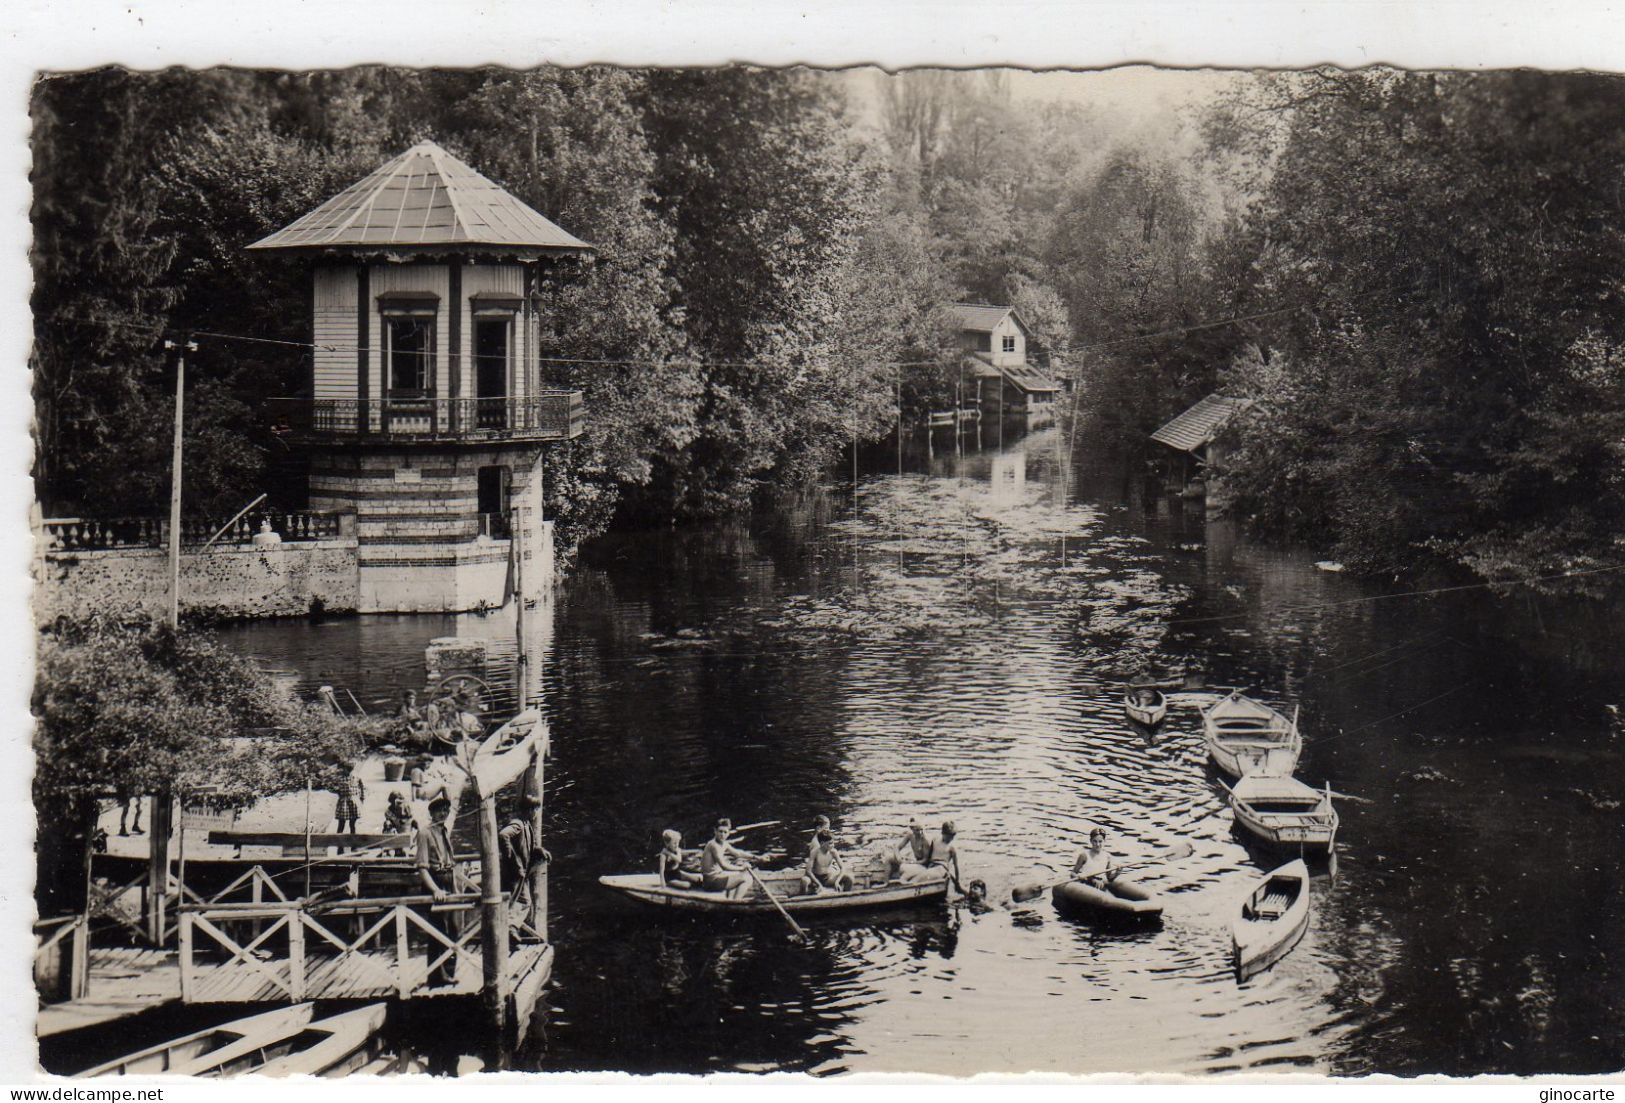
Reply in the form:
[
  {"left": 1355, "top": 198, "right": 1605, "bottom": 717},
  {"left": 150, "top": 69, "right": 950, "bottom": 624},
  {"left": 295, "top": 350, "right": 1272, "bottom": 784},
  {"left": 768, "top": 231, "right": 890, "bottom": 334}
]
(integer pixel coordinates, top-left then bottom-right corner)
[
  {"left": 1052, "top": 874, "right": 1163, "bottom": 922},
  {"left": 1229, "top": 774, "right": 1339, "bottom": 855},
  {"left": 76, "top": 1004, "right": 314, "bottom": 1077},
  {"left": 470, "top": 709, "right": 547, "bottom": 798},
  {"left": 1203, "top": 691, "right": 1302, "bottom": 777},
  {"left": 599, "top": 869, "right": 948, "bottom": 914},
  {"left": 1232, "top": 859, "right": 1311, "bottom": 981},
  {"left": 247, "top": 1004, "right": 390, "bottom": 1078},
  {"left": 1123, "top": 689, "right": 1168, "bottom": 728}
]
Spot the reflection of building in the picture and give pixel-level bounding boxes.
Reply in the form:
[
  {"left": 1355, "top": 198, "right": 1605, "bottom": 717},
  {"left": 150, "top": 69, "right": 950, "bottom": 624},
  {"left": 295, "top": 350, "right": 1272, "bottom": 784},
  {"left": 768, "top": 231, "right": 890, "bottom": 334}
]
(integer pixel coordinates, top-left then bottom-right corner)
[
  {"left": 252, "top": 142, "right": 591, "bottom": 612},
  {"left": 947, "top": 303, "right": 1062, "bottom": 421},
  {"left": 1150, "top": 394, "right": 1251, "bottom": 498}
]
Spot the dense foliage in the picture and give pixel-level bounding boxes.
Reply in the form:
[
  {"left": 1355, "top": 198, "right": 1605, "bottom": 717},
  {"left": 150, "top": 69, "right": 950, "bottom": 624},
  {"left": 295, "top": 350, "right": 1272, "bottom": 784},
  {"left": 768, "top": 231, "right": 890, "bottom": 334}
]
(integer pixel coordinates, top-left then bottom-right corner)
[
  {"left": 1206, "top": 71, "right": 1625, "bottom": 587},
  {"left": 33, "top": 613, "right": 381, "bottom": 808},
  {"left": 29, "top": 67, "right": 1623, "bottom": 590}
]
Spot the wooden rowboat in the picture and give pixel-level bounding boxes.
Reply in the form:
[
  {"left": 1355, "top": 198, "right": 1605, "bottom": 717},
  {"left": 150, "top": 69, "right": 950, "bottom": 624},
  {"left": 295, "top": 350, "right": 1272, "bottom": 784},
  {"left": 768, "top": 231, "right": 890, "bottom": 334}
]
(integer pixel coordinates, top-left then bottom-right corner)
[
  {"left": 1229, "top": 774, "right": 1339, "bottom": 855},
  {"left": 1232, "top": 859, "right": 1310, "bottom": 981},
  {"left": 470, "top": 709, "right": 547, "bottom": 798},
  {"left": 599, "top": 870, "right": 948, "bottom": 914},
  {"left": 76, "top": 1004, "right": 314, "bottom": 1077},
  {"left": 1051, "top": 874, "right": 1163, "bottom": 922},
  {"left": 247, "top": 1004, "right": 390, "bottom": 1078},
  {"left": 1203, "top": 691, "right": 1301, "bottom": 777},
  {"left": 1123, "top": 689, "right": 1168, "bottom": 728}
]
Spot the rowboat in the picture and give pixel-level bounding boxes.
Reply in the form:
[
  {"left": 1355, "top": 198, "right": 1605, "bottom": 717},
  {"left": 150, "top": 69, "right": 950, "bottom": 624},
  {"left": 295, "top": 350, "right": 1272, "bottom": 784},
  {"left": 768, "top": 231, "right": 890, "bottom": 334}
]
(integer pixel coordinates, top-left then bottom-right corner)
[
  {"left": 75, "top": 1004, "right": 314, "bottom": 1077},
  {"left": 1203, "top": 691, "right": 1301, "bottom": 777},
  {"left": 1051, "top": 874, "right": 1163, "bottom": 922},
  {"left": 1229, "top": 775, "right": 1339, "bottom": 855},
  {"left": 246, "top": 1004, "right": 390, "bottom": 1077},
  {"left": 1123, "top": 689, "right": 1168, "bottom": 728},
  {"left": 470, "top": 709, "right": 547, "bottom": 797},
  {"left": 1232, "top": 859, "right": 1310, "bottom": 981},
  {"left": 599, "top": 869, "right": 948, "bottom": 914}
]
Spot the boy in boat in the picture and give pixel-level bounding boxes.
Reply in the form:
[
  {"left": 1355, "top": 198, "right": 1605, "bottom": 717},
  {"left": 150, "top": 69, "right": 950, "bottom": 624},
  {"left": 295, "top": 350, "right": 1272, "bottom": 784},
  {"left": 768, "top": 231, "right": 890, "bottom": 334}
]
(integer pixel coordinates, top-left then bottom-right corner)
[
  {"left": 801, "top": 828, "right": 855, "bottom": 894},
  {"left": 657, "top": 829, "right": 704, "bottom": 889},
  {"left": 1071, "top": 827, "right": 1121, "bottom": 886},
  {"left": 885, "top": 820, "right": 932, "bottom": 881},
  {"left": 904, "top": 821, "right": 963, "bottom": 891},
  {"left": 701, "top": 818, "right": 756, "bottom": 899}
]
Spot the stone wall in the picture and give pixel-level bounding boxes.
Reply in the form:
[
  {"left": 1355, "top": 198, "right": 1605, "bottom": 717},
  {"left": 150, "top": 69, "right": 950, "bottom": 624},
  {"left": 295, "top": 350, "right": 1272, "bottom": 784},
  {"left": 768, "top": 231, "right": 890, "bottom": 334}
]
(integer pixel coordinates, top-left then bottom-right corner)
[{"left": 35, "top": 538, "right": 360, "bottom": 624}]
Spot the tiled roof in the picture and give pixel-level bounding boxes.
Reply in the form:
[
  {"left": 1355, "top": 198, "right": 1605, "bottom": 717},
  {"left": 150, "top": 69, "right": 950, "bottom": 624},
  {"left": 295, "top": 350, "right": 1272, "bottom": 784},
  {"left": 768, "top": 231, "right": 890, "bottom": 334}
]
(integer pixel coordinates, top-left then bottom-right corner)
[
  {"left": 1150, "top": 394, "right": 1251, "bottom": 452},
  {"left": 947, "top": 303, "right": 1019, "bottom": 333},
  {"left": 248, "top": 141, "right": 593, "bottom": 256},
  {"left": 965, "top": 353, "right": 1061, "bottom": 393}
]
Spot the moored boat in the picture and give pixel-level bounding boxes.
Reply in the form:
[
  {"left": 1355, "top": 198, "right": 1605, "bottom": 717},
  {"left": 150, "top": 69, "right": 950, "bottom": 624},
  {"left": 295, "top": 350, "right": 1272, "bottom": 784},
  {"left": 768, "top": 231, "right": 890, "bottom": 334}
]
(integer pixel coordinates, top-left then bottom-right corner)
[
  {"left": 1232, "top": 859, "right": 1310, "bottom": 981},
  {"left": 247, "top": 1004, "right": 390, "bottom": 1078},
  {"left": 599, "top": 869, "right": 948, "bottom": 914},
  {"left": 1123, "top": 689, "right": 1168, "bottom": 728},
  {"left": 1203, "top": 691, "right": 1301, "bottom": 777},
  {"left": 75, "top": 1004, "right": 314, "bottom": 1077},
  {"left": 1051, "top": 874, "right": 1163, "bottom": 922},
  {"left": 1229, "top": 774, "right": 1339, "bottom": 855}
]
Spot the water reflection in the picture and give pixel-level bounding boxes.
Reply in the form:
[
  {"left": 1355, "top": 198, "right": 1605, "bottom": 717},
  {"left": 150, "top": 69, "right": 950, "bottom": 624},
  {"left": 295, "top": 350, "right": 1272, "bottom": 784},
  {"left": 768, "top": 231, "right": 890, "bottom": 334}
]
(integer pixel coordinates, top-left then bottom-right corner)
[{"left": 218, "top": 425, "right": 1625, "bottom": 1077}]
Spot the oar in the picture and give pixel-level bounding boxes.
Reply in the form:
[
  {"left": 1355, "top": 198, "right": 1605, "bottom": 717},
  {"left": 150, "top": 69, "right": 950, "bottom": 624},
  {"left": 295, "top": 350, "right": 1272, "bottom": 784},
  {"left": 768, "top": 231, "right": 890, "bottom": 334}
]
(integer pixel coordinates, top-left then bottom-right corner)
[
  {"left": 1325, "top": 788, "right": 1374, "bottom": 804},
  {"left": 730, "top": 820, "right": 780, "bottom": 835},
  {"left": 745, "top": 865, "right": 806, "bottom": 940},
  {"left": 1010, "top": 842, "right": 1195, "bottom": 903}
]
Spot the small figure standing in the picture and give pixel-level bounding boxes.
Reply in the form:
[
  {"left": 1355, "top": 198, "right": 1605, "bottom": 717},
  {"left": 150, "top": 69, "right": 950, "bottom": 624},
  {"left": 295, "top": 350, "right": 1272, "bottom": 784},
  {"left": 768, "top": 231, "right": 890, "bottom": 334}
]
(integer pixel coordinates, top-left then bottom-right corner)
[
  {"left": 118, "top": 795, "right": 144, "bottom": 837},
  {"left": 332, "top": 768, "right": 366, "bottom": 837},
  {"left": 415, "top": 795, "right": 462, "bottom": 987}
]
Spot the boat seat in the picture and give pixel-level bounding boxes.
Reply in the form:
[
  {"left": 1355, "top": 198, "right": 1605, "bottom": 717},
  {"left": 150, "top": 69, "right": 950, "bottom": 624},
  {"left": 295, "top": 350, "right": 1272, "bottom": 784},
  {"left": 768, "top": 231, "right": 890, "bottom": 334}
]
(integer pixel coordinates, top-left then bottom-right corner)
[{"left": 1254, "top": 890, "right": 1291, "bottom": 918}]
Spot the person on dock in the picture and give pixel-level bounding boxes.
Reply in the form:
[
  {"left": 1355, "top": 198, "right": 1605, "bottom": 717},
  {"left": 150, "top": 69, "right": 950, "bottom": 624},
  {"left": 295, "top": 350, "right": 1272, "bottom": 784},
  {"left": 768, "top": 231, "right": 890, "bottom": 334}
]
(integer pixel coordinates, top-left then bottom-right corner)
[
  {"left": 415, "top": 795, "right": 462, "bottom": 987},
  {"left": 331, "top": 768, "right": 366, "bottom": 838},
  {"left": 905, "top": 821, "right": 964, "bottom": 891},
  {"left": 500, "top": 796, "right": 551, "bottom": 911},
  {"left": 701, "top": 818, "right": 756, "bottom": 899},
  {"left": 117, "top": 794, "right": 143, "bottom": 836},
  {"left": 657, "top": 829, "right": 703, "bottom": 889},
  {"left": 383, "top": 791, "right": 415, "bottom": 852},
  {"left": 801, "top": 828, "right": 854, "bottom": 894},
  {"left": 885, "top": 820, "right": 932, "bottom": 881},
  {"left": 1071, "top": 827, "right": 1120, "bottom": 886}
]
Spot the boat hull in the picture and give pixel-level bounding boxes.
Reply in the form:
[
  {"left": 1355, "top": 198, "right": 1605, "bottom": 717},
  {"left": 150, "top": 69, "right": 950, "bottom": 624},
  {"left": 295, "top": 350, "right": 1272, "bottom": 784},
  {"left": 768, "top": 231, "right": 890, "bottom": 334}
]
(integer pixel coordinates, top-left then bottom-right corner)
[
  {"left": 76, "top": 1004, "right": 315, "bottom": 1078},
  {"left": 1203, "top": 692, "right": 1302, "bottom": 777},
  {"left": 1231, "top": 859, "right": 1311, "bottom": 982},
  {"left": 1051, "top": 875, "right": 1163, "bottom": 922},
  {"left": 1229, "top": 777, "right": 1339, "bottom": 856},
  {"left": 599, "top": 872, "right": 948, "bottom": 914},
  {"left": 251, "top": 1004, "right": 389, "bottom": 1077},
  {"left": 1124, "top": 694, "right": 1168, "bottom": 728}
]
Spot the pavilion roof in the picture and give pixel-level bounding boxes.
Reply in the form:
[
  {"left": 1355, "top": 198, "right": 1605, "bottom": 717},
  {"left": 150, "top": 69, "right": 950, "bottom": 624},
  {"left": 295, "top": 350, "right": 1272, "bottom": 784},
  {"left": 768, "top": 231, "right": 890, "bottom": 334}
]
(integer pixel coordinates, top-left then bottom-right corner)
[{"left": 248, "top": 141, "right": 592, "bottom": 257}]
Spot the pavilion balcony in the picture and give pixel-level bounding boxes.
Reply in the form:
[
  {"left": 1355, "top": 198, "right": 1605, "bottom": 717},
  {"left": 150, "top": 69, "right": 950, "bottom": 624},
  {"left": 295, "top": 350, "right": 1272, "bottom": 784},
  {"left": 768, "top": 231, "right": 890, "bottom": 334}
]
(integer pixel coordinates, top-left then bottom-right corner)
[{"left": 267, "top": 393, "right": 585, "bottom": 444}]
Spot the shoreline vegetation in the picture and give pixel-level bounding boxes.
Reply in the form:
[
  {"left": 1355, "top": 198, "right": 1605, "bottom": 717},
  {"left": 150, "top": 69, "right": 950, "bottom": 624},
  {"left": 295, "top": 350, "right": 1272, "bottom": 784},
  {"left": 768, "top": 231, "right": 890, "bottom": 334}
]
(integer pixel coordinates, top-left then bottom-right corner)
[{"left": 30, "top": 67, "right": 1624, "bottom": 598}]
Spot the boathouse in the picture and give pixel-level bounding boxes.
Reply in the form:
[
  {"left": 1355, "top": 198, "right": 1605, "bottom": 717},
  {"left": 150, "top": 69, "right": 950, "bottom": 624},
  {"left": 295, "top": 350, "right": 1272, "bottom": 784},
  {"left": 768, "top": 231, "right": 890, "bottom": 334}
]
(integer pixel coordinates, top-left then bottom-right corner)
[
  {"left": 250, "top": 141, "right": 591, "bottom": 613},
  {"left": 1150, "top": 393, "right": 1252, "bottom": 493},
  {"left": 948, "top": 303, "right": 1062, "bottom": 420}
]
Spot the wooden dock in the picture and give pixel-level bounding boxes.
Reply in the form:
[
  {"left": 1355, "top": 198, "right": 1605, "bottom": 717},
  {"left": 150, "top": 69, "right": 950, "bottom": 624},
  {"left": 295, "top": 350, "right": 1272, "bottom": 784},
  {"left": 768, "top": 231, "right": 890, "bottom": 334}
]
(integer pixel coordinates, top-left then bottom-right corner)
[{"left": 38, "top": 947, "right": 180, "bottom": 1038}]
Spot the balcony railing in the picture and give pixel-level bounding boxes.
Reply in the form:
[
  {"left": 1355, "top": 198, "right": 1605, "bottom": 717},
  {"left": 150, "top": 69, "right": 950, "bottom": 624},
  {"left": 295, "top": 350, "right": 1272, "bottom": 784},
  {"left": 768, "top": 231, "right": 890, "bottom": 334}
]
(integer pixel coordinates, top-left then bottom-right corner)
[
  {"left": 43, "top": 510, "right": 349, "bottom": 552},
  {"left": 267, "top": 393, "right": 585, "bottom": 444}
]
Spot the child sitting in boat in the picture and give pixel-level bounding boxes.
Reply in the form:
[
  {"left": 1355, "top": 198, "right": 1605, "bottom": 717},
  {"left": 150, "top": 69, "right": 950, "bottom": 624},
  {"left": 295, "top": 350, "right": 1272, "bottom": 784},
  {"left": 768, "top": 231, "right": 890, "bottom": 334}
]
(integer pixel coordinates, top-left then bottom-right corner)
[
  {"left": 657, "top": 829, "right": 703, "bottom": 889},
  {"left": 801, "top": 829, "right": 854, "bottom": 894},
  {"left": 1071, "top": 827, "right": 1121, "bottom": 885},
  {"left": 700, "top": 819, "right": 757, "bottom": 899}
]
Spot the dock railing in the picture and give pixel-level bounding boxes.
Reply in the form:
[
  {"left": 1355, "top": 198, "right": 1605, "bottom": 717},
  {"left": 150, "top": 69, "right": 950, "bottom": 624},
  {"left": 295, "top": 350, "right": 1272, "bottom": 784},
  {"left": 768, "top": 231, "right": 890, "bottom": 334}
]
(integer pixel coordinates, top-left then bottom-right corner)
[{"left": 178, "top": 895, "right": 484, "bottom": 1003}]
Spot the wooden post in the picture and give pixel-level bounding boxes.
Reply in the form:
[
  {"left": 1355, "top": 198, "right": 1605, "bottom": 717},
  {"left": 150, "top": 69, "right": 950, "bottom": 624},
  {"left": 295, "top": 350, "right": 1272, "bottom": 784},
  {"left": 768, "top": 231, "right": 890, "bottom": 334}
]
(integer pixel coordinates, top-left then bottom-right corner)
[
  {"left": 145, "top": 795, "right": 172, "bottom": 945},
  {"left": 513, "top": 502, "right": 526, "bottom": 683},
  {"left": 164, "top": 339, "right": 191, "bottom": 628},
  {"left": 525, "top": 752, "right": 547, "bottom": 940},
  {"left": 477, "top": 794, "right": 510, "bottom": 1037}
]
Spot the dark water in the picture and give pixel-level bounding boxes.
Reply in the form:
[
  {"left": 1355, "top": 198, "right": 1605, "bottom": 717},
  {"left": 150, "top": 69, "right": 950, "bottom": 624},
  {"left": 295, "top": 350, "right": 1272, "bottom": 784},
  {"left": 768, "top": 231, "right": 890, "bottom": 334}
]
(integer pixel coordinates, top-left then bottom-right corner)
[{"left": 218, "top": 428, "right": 1625, "bottom": 1077}]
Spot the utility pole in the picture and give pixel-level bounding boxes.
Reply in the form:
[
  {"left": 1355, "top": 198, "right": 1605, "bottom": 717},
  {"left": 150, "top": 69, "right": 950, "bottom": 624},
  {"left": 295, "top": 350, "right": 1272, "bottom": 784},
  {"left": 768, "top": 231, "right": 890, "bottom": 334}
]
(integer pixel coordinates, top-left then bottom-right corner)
[
  {"left": 148, "top": 338, "right": 192, "bottom": 946},
  {"left": 476, "top": 794, "right": 510, "bottom": 1041}
]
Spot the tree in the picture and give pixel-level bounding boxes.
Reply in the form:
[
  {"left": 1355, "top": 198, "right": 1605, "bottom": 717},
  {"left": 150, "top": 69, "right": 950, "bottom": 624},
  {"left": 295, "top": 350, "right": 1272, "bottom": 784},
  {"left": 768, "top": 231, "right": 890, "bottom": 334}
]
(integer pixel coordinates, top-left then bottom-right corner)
[
  {"left": 1212, "top": 70, "right": 1625, "bottom": 586},
  {"left": 33, "top": 613, "right": 382, "bottom": 914}
]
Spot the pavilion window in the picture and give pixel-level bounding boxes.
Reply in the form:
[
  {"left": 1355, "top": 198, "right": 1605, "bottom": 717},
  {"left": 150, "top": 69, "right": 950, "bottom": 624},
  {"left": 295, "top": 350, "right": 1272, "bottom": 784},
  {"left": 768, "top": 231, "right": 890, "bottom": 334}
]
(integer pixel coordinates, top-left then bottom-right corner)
[
  {"left": 385, "top": 316, "right": 435, "bottom": 395},
  {"left": 1002, "top": 335, "right": 1017, "bottom": 353}
]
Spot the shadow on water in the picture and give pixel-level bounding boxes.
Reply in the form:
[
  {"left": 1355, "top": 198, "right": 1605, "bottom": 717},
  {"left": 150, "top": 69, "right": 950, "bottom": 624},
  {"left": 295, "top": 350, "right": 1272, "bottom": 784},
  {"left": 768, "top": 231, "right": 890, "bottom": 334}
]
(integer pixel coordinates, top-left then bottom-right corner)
[{"left": 215, "top": 423, "right": 1625, "bottom": 1076}]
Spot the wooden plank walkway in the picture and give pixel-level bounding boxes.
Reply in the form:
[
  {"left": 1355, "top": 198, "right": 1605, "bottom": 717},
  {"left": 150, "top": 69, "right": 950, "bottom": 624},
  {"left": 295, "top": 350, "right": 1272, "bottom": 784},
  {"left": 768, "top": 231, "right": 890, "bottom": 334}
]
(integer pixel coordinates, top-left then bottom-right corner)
[{"left": 37, "top": 948, "right": 180, "bottom": 1037}]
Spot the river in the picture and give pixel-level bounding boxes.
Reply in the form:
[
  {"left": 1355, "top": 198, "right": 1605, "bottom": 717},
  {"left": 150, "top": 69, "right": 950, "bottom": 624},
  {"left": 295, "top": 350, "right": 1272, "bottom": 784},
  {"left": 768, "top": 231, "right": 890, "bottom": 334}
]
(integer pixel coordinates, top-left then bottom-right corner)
[{"left": 217, "top": 426, "right": 1625, "bottom": 1077}]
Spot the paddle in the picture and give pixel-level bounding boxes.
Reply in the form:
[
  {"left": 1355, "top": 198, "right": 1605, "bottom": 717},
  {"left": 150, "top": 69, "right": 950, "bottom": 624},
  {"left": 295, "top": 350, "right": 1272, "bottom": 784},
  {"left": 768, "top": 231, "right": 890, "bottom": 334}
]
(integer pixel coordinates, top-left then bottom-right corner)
[
  {"left": 745, "top": 864, "right": 807, "bottom": 941},
  {"left": 1325, "top": 788, "right": 1374, "bottom": 804},
  {"left": 1010, "top": 842, "right": 1195, "bottom": 904}
]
